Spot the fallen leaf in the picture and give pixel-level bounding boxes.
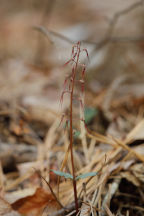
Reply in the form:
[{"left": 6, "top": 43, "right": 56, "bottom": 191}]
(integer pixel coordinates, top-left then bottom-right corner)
[
  {"left": 11, "top": 187, "right": 60, "bottom": 216},
  {"left": 0, "top": 196, "right": 12, "bottom": 215},
  {"left": 126, "top": 119, "right": 144, "bottom": 143}
]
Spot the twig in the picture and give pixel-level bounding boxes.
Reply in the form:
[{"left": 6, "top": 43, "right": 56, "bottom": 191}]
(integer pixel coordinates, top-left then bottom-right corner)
[
  {"left": 33, "top": 0, "right": 144, "bottom": 58},
  {"left": 101, "top": 178, "right": 121, "bottom": 216},
  {"left": 38, "top": 173, "right": 64, "bottom": 209},
  {"left": 33, "top": 26, "right": 73, "bottom": 45},
  {"left": 93, "top": 0, "right": 144, "bottom": 51},
  {"left": 33, "top": 25, "right": 144, "bottom": 48},
  {"left": 104, "top": 204, "right": 115, "bottom": 216},
  {"left": 105, "top": 0, "right": 144, "bottom": 39},
  {"left": 50, "top": 201, "right": 82, "bottom": 216}
]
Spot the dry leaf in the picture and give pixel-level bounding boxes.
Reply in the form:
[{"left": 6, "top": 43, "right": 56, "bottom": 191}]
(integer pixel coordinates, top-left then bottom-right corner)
[
  {"left": 0, "top": 196, "right": 20, "bottom": 216},
  {"left": 11, "top": 187, "right": 60, "bottom": 216},
  {"left": 120, "top": 171, "right": 140, "bottom": 187},
  {"left": 80, "top": 203, "right": 91, "bottom": 216},
  {"left": 0, "top": 196, "right": 12, "bottom": 215},
  {"left": 131, "top": 163, "right": 144, "bottom": 183},
  {"left": 126, "top": 119, "right": 144, "bottom": 143}
]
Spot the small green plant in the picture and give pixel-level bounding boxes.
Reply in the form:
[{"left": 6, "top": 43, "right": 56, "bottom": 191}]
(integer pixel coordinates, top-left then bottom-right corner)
[
  {"left": 51, "top": 169, "right": 98, "bottom": 181},
  {"left": 51, "top": 41, "right": 98, "bottom": 213}
]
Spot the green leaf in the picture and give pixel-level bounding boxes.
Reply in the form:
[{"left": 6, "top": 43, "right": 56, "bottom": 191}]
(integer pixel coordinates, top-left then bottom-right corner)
[
  {"left": 76, "top": 172, "right": 98, "bottom": 180},
  {"left": 63, "top": 121, "right": 70, "bottom": 130},
  {"left": 84, "top": 107, "right": 98, "bottom": 124},
  {"left": 51, "top": 170, "right": 73, "bottom": 179},
  {"left": 74, "top": 130, "right": 80, "bottom": 138}
]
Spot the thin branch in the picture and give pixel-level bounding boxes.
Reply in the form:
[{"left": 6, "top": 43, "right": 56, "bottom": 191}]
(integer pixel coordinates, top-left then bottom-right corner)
[
  {"left": 37, "top": 172, "right": 64, "bottom": 209},
  {"left": 33, "top": 26, "right": 73, "bottom": 45},
  {"left": 92, "top": 0, "right": 144, "bottom": 51},
  {"left": 49, "top": 200, "right": 82, "bottom": 216},
  {"left": 106, "top": 0, "right": 144, "bottom": 39},
  {"left": 33, "top": 0, "right": 144, "bottom": 52},
  {"left": 33, "top": 25, "right": 144, "bottom": 49}
]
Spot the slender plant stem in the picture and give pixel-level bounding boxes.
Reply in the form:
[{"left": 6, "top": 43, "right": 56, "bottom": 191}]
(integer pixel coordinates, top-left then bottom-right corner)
[
  {"left": 40, "top": 175, "right": 64, "bottom": 208},
  {"left": 69, "top": 45, "right": 80, "bottom": 213}
]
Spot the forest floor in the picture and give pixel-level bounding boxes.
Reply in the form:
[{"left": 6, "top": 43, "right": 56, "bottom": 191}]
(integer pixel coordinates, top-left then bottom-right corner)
[{"left": 0, "top": 1, "right": 144, "bottom": 216}]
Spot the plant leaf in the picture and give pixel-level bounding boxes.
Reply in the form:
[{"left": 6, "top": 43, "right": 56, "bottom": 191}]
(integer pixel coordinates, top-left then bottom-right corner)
[
  {"left": 84, "top": 107, "right": 98, "bottom": 124},
  {"left": 51, "top": 170, "right": 73, "bottom": 179},
  {"left": 74, "top": 130, "right": 80, "bottom": 138},
  {"left": 12, "top": 187, "right": 60, "bottom": 216},
  {"left": 0, "top": 197, "right": 13, "bottom": 215},
  {"left": 76, "top": 172, "right": 98, "bottom": 180}
]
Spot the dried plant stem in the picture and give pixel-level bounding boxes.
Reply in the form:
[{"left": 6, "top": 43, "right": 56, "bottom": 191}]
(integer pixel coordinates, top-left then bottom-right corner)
[
  {"left": 40, "top": 174, "right": 64, "bottom": 208},
  {"left": 79, "top": 91, "right": 89, "bottom": 163}
]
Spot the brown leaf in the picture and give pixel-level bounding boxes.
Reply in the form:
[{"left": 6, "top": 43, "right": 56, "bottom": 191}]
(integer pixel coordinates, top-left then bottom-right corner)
[{"left": 11, "top": 187, "right": 60, "bottom": 216}]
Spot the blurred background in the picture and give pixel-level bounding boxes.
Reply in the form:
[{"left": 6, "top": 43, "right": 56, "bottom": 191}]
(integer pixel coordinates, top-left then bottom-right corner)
[
  {"left": 0, "top": 0, "right": 144, "bottom": 138},
  {"left": 1, "top": 2, "right": 144, "bottom": 214}
]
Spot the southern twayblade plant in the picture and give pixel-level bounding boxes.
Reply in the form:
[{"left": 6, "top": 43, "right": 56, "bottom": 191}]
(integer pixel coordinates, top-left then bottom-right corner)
[{"left": 52, "top": 41, "right": 96, "bottom": 213}]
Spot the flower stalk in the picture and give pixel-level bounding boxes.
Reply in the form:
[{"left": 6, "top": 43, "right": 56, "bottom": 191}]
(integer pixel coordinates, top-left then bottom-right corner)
[{"left": 60, "top": 41, "right": 89, "bottom": 213}]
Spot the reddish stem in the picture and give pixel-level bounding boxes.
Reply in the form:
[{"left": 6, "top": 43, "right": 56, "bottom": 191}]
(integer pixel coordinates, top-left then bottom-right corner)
[
  {"left": 69, "top": 44, "right": 80, "bottom": 213},
  {"left": 61, "top": 41, "right": 88, "bottom": 213}
]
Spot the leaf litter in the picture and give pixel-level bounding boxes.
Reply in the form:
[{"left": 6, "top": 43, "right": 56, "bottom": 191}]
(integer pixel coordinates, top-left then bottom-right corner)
[{"left": 0, "top": 1, "right": 144, "bottom": 216}]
